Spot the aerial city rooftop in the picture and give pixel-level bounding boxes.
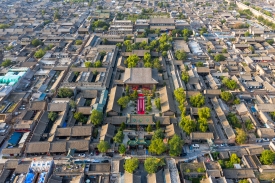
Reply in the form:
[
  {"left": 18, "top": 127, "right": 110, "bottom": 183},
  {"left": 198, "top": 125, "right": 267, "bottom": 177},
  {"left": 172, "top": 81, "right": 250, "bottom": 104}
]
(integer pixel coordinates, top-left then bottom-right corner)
[{"left": 1, "top": 0, "right": 275, "bottom": 182}]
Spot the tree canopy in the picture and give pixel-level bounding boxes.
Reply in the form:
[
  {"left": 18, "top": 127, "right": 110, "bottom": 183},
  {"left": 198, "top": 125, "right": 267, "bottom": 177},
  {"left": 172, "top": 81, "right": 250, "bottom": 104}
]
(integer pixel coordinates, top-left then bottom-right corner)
[
  {"left": 75, "top": 40, "right": 83, "bottom": 45},
  {"left": 190, "top": 93, "right": 205, "bottom": 107},
  {"left": 260, "top": 150, "right": 275, "bottom": 165},
  {"left": 31, "top": 39, "right": 42, "bottom": 47},
  {"left": 34, "top": 49, "right": 46, "bottom": 58},
  {"left": 117, "top": 96, "right": 130, "bottom": 108},
  {"left": 222, "top": 77, "right": 238, "bottom": 90},
  {"left": 144, "top": 158, "right": 165, "bottom": 174},
  {"left": 152, "top": 129, "right": 164, "bottom": 139},
  {"left": 48, "top": 112, "right": 58, "bottom": 122},
  {"left": 198, "top": 107, "right": 211, "bottom": 119},
  {"left": 124, "top": 158, "right": 139, "bottom": 173},
  {"left": 214, "top": 54, "right": 226, "bottom": 62},
  {"left": 175, "top": 50, "right": 187, "bottom": 60},
  {"left": 179, "top": 116, "right": 196, "bottom": 135},
  {"left": 149, "top": 138, "right": 166, "bottom": 155},
  {"left": 90, "top": 110, "right": 103, "bottom": 125},
  {"left": 58, "top": 88, "right": 74, "bottom": 98},
  {"left": 113, "top": 130, "right": 124, "bottom": 143},
  {"left": 97, "top": 141, "right": 110, "bottom": 153},
  {"left": 181, "top": 71, "right": 189, "bottom": 83},
  {"left": 74, "top": 112, "right": 86, "bottom": 123},
  {"left": 221, "top": 91, "right": 233, "bottom": 102},
  {"left": 196, "top": 61, "right": 204, "bottom": 67},
  {"left": 125, "top": 54, "right": 139, "bottom": 68},
  {"left": 1, "top": 59, "right": 12, "bottom": 67},
  {"left": 169, "top": 134, "right": 184, "bottom": 156},
  {"left": 235, "top": 128, "right": 247, "bottom": 144},
  {"left": 119, "top": 144, "right": 126, "bottom": 154},
  {"left": 174, "top": 88, "right": 186, "bottom": 103}
]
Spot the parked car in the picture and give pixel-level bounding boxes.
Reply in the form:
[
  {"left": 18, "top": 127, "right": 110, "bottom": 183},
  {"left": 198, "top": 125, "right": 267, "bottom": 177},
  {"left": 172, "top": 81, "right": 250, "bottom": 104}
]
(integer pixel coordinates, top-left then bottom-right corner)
[
  {"left": 90, "top": 152, "right": 94, "bottom": 156},
  {"left": 78, "top": 153, "right": 85, "bottom": 157},
  {"left": 228, "top": 143, "right": 235, "bottom": 146},
  {"left": 101, "top": 160, "right": 109, "bottom": 163},
  {"left": 262, "top": 138, "right": 270, "bottom": 142},
  {"left": 192, "top": 144, "right": 200, "bottom": 148},
  {"left": 272, "top": 138, "right": 275, "bottom": 142},
  {"left": 95, "top": 150, "right": 99, "bottom": 155}
]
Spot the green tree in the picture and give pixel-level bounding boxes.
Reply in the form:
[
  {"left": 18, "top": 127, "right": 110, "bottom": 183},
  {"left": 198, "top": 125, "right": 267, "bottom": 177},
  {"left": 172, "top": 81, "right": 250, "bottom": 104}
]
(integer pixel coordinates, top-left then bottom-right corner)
[
  {"left": 181, "top": 71, "right": 189, "bottom": 83},
  {"left": 260, "top": 150, "right": 275, "bottom": 165},
  {"left": 144, "top": 158, "right": 165, "bottom": 174},
  {"left": 233, "top": 98, "right": 241, "bottom": 105},
  {"left": 222, "top": 77, "right": 238, "bottom": 90},
  {"left": 266, "top": 39, "right": 274, "bottom": 45},
  {"left": 175, "top": 50, "right": 187, "bottom": 60},
  {"left": 146, "top": 124, "right": 152, "bottom": 132},
  {"left": 119, "top": 144, "right": 126, "bottom": 154},
  {"left": 197, "top": 167, "right": 205, "bottom": 173},
  {"left": 221, "top": 91, "right": 232, "bottom": 102},
  {"left": 1, "top": 59, "right": 12, "bottom": 67},
  {"left": 117, "top": 96, "right": 130, "bottom": 108},
  {"left": 244, "top": 31, "right": 250, "bottom": 37},
  {"left": 31, "top": 39, "right": 42, "bottom": 47},
  {"left": 152, "top": 129, "right": 164, "bottom": 139},
  {"left": 214, "top": 54, "right": 226, "bottom": 62},
  {"left": 125, "top": 85, "right": 130, "bottom": 96},
  {"left": 248, "top": 45, "right": 255, "bottom": 53},
  {"left": 34, "top": 49, "right": 46, "bottom": 58},
  {"left": 58, "top": 88, "right": 74, "bottom": 98},
  {"left": 90, "top": 110, "right": 103, "bottom": 125},
  {"left": 97, "top": 141, "right": 110, "bottom": 153},
  {"left": 174, "top": 88, "right": 186, "bottom": 103},
  {"left": 198, "top": 107, "right": 211, "bottom": 119},
  {"left": 75, "top": 40, "right": 83, "bottom": 45},
  {"left": 116, "top": 43, "right": 122, "bottom": 49},
  {"left": 120, "top": 122, "right": 126, "bottom": 130},
  {"left": 179, "top": 116, "right": 196, "bottom": 135},
  {"left": 113, "top": 130, "right": 124, "bottom": 143},
  {"left": 235, "top": 128, "right": 247, "bottom": 144},
  {"left": 125, "top": 54, "right": 139, "bottom": 68},
  {"left": 97, "top": 5, "right": 103, "bottom": 10},
  {"left": 245, "top": 120, "right": 254, "bottom": 130},
  {"left": 85, "top": 62, "right": 93, "bottom": 68},
  {"left": 154, "top": 98, "right": 161, "bottom": 110},
  {"left": 94, "top": 60, "right": 102, "bottom": 68},
  {"left": 149, "top": 138, "right": 167, "bottom": 155},
  {"left": 102, "top": 38, "right": 108, "bottom": 45},
  {"left": 190, "top": 93, "right": 205, "bottom": 107},
  {"left": 200, "top": 27, "right": 207, "bottom": 35},
  {"left": 54, "top": 10, "right": 60, "bottom": 20},
  {"left": 239, "top": 180, "right": 249, "bottom": 183},
  {"left": 162, "top": 51, "right": 168, "bottom": 57},
  {"left": 156, "top": 121, "right": 161, "bottom": 129},
  {"left": 124, "top": 158, "right": 139, "bottom": 173},
  {"left": 196, "top": 61, "right": 204, "bottom": 67},
  {"left": 230, "top": 153, "right": 240, "bottom": 164},
  {"left": 0, "top": 24, "right": 9, "bottom": 29},
  {"left": 74, "top": 112, "right": 86, "bottom": 122},
  {"left": 221, "top": 48, "right": 228, "bottom": 53},
  {"left": 169, "top": 134, "right": 184, "bottom": 156},
  {"left": 69, "top": 100, "right": 77, "bottom": 109},
  {"left": 198, "top": 118, "right": 208, "bottom": 132},
  {"left": 227, "top": 113, "right": 241, "bottom": 128},
  {"left": 48, "top": 111, "right": 58, "bottom": 121},
  {"left": 131, "top": 90, "right": 138, "bottom": 100}
]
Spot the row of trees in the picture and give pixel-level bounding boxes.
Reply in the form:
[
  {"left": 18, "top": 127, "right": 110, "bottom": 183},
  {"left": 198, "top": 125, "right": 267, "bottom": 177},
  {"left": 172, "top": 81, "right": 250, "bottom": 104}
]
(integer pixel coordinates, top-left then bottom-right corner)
[
  {"left": 84, "top": 60, "right": 102, "bottom": 68},
  {"left": 124, "top": 157, "right": 165, "bottom": 174}
]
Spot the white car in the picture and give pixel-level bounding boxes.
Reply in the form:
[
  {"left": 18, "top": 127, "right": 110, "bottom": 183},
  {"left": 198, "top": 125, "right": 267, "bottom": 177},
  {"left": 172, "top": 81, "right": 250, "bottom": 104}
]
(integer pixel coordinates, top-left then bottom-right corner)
[
  {"left": 192, "top": 144, "right": 200, "bottom": 148},
  {"left": 272, "top": 138, "right": 275, "bottom": 142},
  {"left": 78, "top": 153, "right": 86, "bottom": 157},
  {"left": 262, "top": 138, "right": 270, "bottom": 142}
]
